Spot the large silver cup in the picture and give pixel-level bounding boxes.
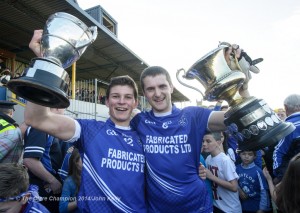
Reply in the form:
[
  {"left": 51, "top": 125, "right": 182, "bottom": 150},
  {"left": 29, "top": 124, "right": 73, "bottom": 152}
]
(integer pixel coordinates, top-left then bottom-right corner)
[
  {"left": 7, "top": 12, "right": 97, "bottom": 108},
  {"left": 177, "top": 44, "right": 295, "bottom": 151}
]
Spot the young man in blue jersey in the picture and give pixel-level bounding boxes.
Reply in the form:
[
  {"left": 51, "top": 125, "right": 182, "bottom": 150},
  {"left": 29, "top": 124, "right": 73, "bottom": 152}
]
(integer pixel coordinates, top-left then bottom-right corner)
[
  {"left": 129, "top": 45, "right": 258, "bottom": 212},
  {"left": 24, "top": 30, "right": 147, "bottom": 212}
]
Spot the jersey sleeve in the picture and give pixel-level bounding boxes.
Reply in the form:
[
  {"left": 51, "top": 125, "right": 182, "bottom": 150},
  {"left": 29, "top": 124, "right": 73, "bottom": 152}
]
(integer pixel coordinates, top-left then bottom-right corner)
[
  {"left": 74, "top": 119, "right": 105, "bottom": 152},
  {"left": 188, "top": 106, "right": 212, "bottom": 133},
  {"left": 64, "top": 119, "right": 81, "bottom": 143},
  {"left": 23, "top": 128, "right": 47, "bottom": 159},
  {"left": 273, "top": 135, "right": 292, "bottom": 174}
]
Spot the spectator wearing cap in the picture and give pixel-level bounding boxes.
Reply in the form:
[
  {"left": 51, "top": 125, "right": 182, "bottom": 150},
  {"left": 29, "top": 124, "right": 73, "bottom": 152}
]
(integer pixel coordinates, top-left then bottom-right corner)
[{"left": 0, "top": 101, "right": 23, "bottom": 163}]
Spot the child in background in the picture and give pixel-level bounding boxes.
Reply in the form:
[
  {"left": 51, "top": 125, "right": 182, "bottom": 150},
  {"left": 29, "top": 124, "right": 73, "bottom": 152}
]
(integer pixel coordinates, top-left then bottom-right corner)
[
  {"left": 59, "top": 148, "right": 82, "bottom": 213},
  {"left": 236, "top": 150, "right": 271, "bottom": 213},
  {"left": 202, "top": 131, "right": 242, "bottom": 213},
  {"left": 0, "top": 163, "right": 50, "bottom": 213}
]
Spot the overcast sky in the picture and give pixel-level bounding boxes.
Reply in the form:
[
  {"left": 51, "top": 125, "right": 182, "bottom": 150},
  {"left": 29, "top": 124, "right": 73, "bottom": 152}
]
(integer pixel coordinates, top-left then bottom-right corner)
[{"left": 77, "top": 0, "right": 300, "bottom": 109}]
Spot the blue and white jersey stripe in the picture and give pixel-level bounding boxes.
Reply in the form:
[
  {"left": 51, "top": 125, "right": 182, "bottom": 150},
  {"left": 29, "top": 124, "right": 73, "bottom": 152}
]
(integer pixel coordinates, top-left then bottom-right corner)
[
  {"left": 74, "top": 119, "right": 146, "bottom": 212},
  {"left": 273, "top": 113, "right": 300, "bottom": 170},
  {"left": 24, "top": 146, "right": 45, "bottom": 154}
]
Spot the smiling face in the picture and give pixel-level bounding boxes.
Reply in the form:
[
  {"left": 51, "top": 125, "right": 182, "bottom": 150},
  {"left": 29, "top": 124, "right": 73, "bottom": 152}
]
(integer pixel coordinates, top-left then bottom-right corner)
[
  {"left": 142, "top": 74, "right": 173, "bottom": 113},
  {"left": 106, "top": 85, "right": 138, "bottom": 126}
]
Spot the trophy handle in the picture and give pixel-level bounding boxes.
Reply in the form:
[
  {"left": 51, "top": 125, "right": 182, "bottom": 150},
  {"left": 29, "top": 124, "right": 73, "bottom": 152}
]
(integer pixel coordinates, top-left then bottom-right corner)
[
  {"left": 176, "top": 68, "right": 204, "bottom": 98},
  {"left": 76, "top": 26, "right": 98, "bottom": 50}
]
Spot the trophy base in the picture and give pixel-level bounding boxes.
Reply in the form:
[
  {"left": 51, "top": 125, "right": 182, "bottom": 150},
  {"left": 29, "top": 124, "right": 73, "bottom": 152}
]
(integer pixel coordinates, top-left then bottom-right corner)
[
  {"left": 236, "top": 121, "right": 295, "bottom": 152},
  {"left": 225, "top": 98, "right": 295, "bottom": 151},
  {"left": 7, "top": 58, "right": 70, "bottom": 108}
]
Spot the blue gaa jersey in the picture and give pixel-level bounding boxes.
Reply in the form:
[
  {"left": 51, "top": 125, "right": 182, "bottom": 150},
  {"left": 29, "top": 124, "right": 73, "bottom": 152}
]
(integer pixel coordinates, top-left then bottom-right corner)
[
  {"left": 75, "top": 119, "right": 146, "bottom": 212},
  {"left": 236, "top": 162, "right": 270, "bottom": 212},
  {"left": 131, "top": 105, "right": 213, "bottom": 213},
  {"left": 23, "top": 202, "right": 50, "bottom": 213}
]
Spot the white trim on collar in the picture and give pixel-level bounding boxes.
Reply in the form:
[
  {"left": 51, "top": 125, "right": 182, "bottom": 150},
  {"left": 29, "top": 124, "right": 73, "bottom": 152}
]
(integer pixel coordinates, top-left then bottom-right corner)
[
  {"left": 154, "top": 110, "right": 172, "bottom": 117},
  {"left": 115, "top": 125, "right": 131, "bottom": 130}
]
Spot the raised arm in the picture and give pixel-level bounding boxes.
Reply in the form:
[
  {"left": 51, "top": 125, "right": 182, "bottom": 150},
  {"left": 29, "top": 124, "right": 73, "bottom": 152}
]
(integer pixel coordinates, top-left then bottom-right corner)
[
  {"left": 24, "top": 30, "right": 76, "bottom": 140},
  {"left": 208, "top": 111, "right": 226, "bottom": 131},
  {"left": 25, "top": 102, "right": 76, "bottom": 141}
]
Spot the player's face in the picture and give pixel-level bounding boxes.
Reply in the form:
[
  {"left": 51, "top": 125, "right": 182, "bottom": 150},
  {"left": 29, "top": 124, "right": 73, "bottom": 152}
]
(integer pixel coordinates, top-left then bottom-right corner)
[
  {"left": 142, "top": 74, "right": 173, "bottom": 113},
  {"left": 106, "top": 85, "right": 137, "bottom": 126},
  {"left": 239, "top": 151, "right": 255, "bottom": 166},
  {"left": 202, "top": 134, "right": 221, "bottom": 155}
]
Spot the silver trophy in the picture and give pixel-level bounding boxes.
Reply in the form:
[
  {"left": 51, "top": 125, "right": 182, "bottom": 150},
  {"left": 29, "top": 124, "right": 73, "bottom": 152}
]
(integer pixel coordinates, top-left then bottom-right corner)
[
  {"left": 7, "top": 12, "right": 98, "bottom": 108},
  {"left": 177, "top": 44, "right": 295, "bottom": 151}
]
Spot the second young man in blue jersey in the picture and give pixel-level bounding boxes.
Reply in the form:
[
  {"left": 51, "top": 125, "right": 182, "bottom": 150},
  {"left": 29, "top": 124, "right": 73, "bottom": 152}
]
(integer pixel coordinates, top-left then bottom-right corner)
[
  {"left": 25, "top": 30, "right": 146, "bottom": 213},
  {"left": 130, "top": 44, "right": 255, "bottom": 212}
]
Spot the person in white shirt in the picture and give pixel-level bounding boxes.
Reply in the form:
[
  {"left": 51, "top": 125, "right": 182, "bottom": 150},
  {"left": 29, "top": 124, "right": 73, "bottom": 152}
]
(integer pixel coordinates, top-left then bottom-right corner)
[{"left": 202, "top": 131, "right": 242, "bottom": 213}]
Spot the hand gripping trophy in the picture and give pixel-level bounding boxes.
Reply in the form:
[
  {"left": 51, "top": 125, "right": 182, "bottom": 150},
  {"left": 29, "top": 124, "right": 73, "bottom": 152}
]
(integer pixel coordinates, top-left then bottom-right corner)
[
  {"left": 176, "top": 42, "right": 295, "bottom": 151},
  {"left": 7, "top": 12, "right": 98, "bottom": 108}
]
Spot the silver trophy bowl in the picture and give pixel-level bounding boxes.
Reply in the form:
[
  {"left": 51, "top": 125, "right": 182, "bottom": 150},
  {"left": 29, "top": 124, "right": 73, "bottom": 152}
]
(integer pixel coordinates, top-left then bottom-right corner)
[
  {"left": 7, "top": 12, "right": 98, "bottom": 108},
  {"left": 177, "top": 44, "right": 295, "bottom": 151}
]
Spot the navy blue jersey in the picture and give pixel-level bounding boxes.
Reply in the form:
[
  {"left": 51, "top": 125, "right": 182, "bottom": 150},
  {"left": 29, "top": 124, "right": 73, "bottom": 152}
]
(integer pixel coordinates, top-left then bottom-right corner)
[
  {"left": 58, "top": 151, "right": 72, "bottom": 182},
  {"left": 24, "top": 128, "right": 62, "bottom": 175},
  {"left": 131, "top": 105, "right": 213, "bottom": 212},
  {"left": 75, "top": 119, "right": 146, "bottom": 212},
  {"left": 23, "top": 128, "right": 62, "bottom": 189},
  {"left": 23, "top": 127, "right": 63, "bottom": 212}
]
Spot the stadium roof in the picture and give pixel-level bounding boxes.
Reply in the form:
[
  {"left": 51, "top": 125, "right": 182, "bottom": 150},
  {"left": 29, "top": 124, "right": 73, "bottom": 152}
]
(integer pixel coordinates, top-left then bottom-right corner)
[{"left": 0, "top": 0, "right": 189, "bottom": 102}]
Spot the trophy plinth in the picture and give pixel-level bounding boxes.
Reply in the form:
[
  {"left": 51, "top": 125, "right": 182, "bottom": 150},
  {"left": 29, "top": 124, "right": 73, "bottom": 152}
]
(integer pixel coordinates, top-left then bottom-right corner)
[
  {"left": 8, "top": 58, "right": 69, "bottom": 108},
  {"left": 7, "top": 12, "right": 98, "bottom": 108},
  {"left": 224, "top": 97, "right": 295, "bottom": 151},
  {"left": 177, "top": 44, "right": 295, "bottom": 151}
]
